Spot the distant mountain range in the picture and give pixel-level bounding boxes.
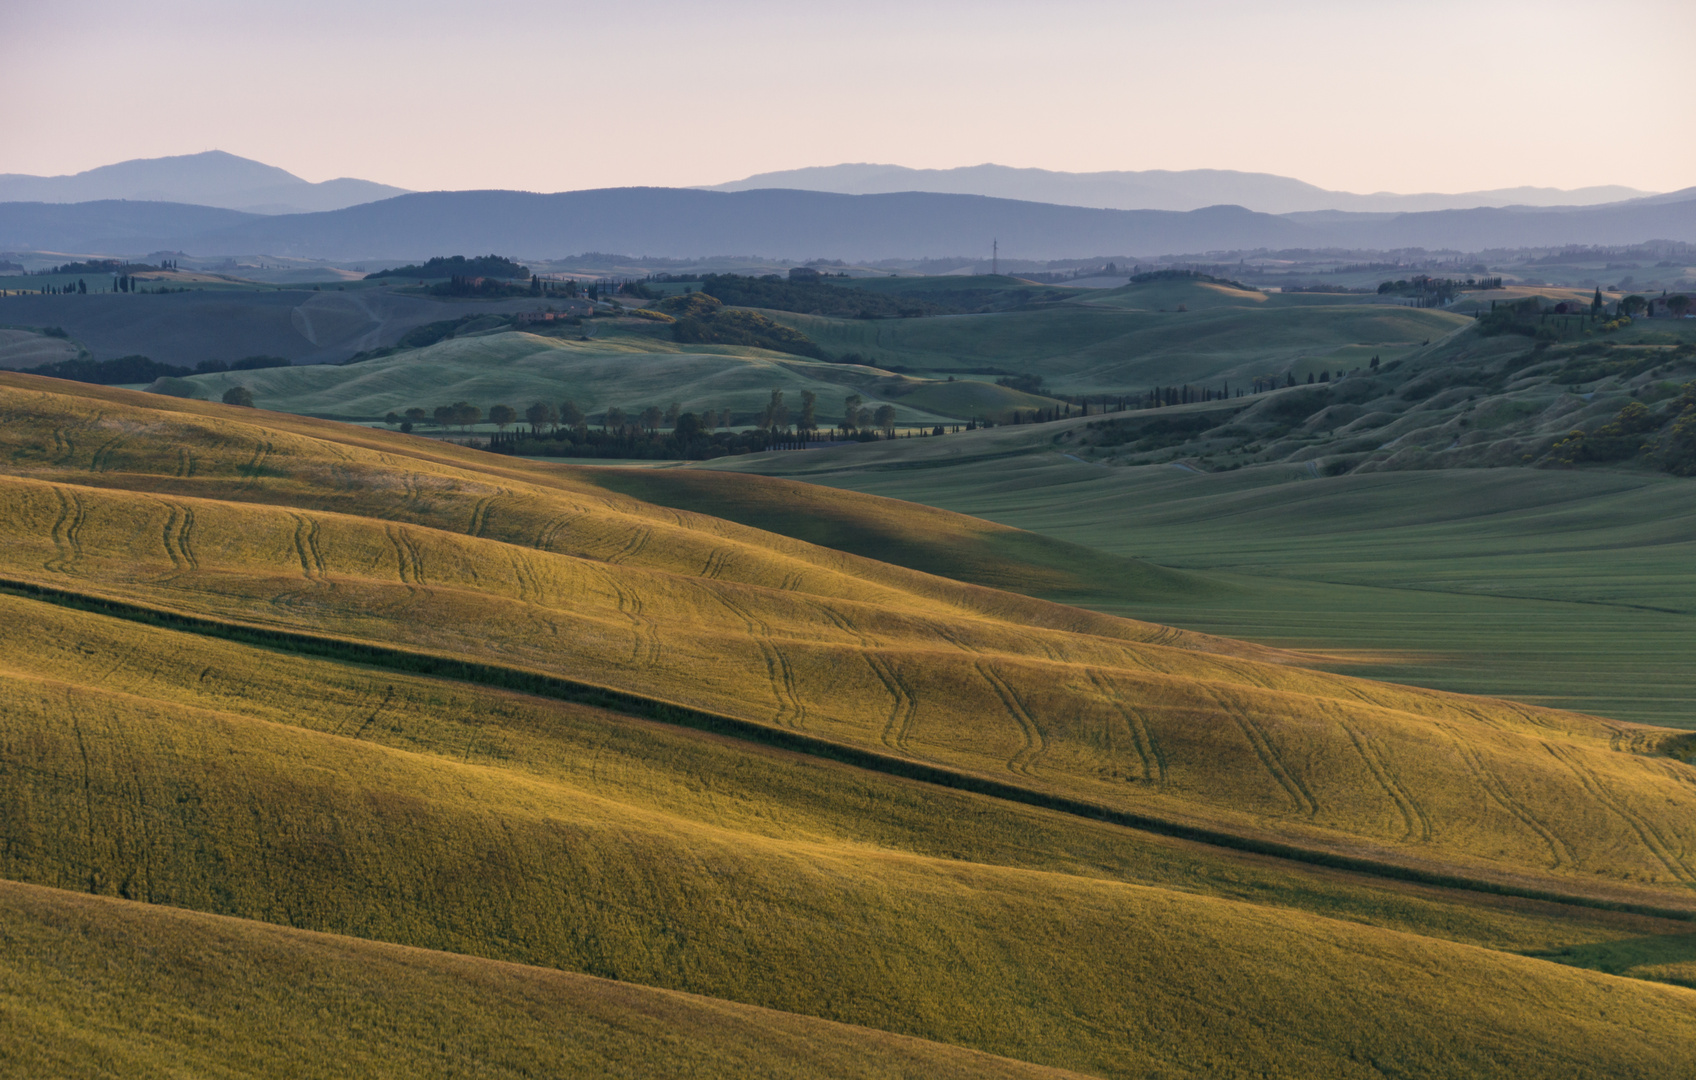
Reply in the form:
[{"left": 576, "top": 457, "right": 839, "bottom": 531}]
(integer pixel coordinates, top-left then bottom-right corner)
[
  {"left": 708, "top": 163, "right": 1654, "bottom": 215},
  {"left": 0, "top": 152, "right": 1691, "bottom": 261},
  {"left": 0, "top": 151, "right": 409, "bottom": 214},
  {"left": 3, "top": 186, "right": 1694, "bottom": 263}
]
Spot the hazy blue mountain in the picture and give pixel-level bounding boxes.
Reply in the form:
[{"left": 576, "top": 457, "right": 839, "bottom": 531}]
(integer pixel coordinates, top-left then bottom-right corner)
[
  {"left": 3, "top": 187, "right": 1693, "bottom": 261},
  {"left": 707, "top": 163, "right": 1653, "bottom": 215},
  {"left": 0, "top": 151, "right": 410, "bottom": 214}
]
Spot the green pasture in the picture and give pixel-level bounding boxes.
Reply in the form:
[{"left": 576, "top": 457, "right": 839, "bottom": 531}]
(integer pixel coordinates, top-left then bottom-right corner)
[
  {"left": 713, "top": 445, "right": 1696, "bottom": 728},
  {"left": 169, "top": 330, "right": 951, "bottom": 424},
  {"left": 770, "top": 281, "right": 1469, "bottom": 393}
]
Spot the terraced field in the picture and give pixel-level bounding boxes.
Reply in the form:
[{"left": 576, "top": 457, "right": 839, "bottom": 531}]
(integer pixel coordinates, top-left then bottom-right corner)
[{"left": 3, "top": 372, "right": 1696, "bottom": 1076}]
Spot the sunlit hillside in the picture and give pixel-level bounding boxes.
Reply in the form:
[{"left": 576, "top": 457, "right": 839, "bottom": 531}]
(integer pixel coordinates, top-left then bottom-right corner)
[
  {"left": 3, "top": 372, "right": 1696, "bottom": 1076},
  {"left": 155, "top": 324, "right": 1062, "bottom": 424}
]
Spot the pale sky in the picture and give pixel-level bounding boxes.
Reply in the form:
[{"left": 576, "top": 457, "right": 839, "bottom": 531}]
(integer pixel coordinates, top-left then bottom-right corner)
[{"left": 3, "top": 0, "right": 1690, "bottom": 195}]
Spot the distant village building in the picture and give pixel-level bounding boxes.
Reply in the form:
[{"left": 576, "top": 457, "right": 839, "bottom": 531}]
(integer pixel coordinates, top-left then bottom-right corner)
[
  {"left": 788, "top": 267, "right": 822, "bottom": 281},
  {"left": 514, "top": 300, "right": 592, "bottom": 322}
]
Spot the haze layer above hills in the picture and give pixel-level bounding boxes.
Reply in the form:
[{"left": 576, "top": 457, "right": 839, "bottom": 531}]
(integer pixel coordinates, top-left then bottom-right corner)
[
  {"left": 0, "top": 151, "right": 409, "bottom": 215},
  {"left": 709, "top": 163, "right": 1654, "bottom": 215},
  {"left": 6, "top": 187, "right": 1696, "bottom": 262}
]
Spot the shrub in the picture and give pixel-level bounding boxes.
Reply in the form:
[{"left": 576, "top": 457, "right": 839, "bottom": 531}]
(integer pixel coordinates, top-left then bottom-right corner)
[{"left": 221, "top": 386, "right": 255, "bottom": 407}]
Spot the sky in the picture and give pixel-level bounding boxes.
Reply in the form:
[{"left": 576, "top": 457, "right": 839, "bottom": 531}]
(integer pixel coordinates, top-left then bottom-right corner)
[{"left": 2, "top": 0, "right": 1690, "bottom": 196}]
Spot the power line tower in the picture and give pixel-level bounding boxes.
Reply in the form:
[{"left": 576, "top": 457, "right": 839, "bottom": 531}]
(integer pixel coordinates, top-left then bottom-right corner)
[{"left": 992, "top": 239, "right": 998, "bottom": 276}]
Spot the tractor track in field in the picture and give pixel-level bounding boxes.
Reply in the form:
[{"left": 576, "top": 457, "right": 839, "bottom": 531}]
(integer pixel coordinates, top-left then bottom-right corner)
[
  {"left": 608, "top": 526, "right": 651, "bottom": 566},
  {"left": 290, "top": 515, "right": 328, "bottom": 581},
  {"left": 606, "top": 574, "right": 663, "bottom": 668},
  {"left": 385, "top": 526, "right": 427, "bottom": 587},
  {"left": 88, "top": 433, "right": 130, "bottom": 474},
  {"left": 1085, "top": 668, "right": 1165, "bottom": 786},
  {"left": 714, "top": 589, "right": 806, "bottom": 729},
  {"left": 45, "top": 488, "right": 86, "bottom": 575},
  {"left": 467, "top": 495, "right": 497, "bottom": 538},
  {"left": 534, "top": 512, "right": 585, "bottom": 553},
  {"left": 1335, "top": 715, "right": 1431, "bottom": 842},
  {"left": 159, "top": 501, "right": 200, "bottom": 572},
  {"left": 1542, "top": 741, "right": 1696, "bottom": 887},
  {"left": 346, "top": 685, "right": 395, "bottom": 742},
  {"left": 700, "top": 547, "right": 729, "bottom": 580},
  {"left": 5, "top": 576, "right": 1695, "bottom": 923},
  {"left": 865, "top": 651, "right": 921, "bottom": 754},
  {"left": 1441, "top": 727, "right": 1572, "bottom": 870},
  {"left": 1211, "top": 687, "right": 1318, "bottom": 817},
  {"left": 977, "top": 660, "right": 1046, "bottom": 777},
  {"left": 240, "top": 439, "right": 273, "bottom": 489}
]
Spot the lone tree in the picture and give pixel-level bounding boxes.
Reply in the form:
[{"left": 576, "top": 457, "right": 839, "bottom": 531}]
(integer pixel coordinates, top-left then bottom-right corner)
[
  {"left": 489, "top": 404, "right": 518, "bottom": 431},
  {"left": 433, "top": 405, "right": 455, "bottom": 428},
  {"left": 525, "top": 401, "right": 555, "bottom": 433},
  {"left": 604, "top": 406, "right": 626, "bottom": 432},
  {"left": 798, "top": 389, "right": 818, "bottom": 431},
  {"left": 760, "top": 389, "right": 788, "bottom": 431},
  {"left": 559, "top": 399, "right": 586, "bottom": 430},
  {"left": 874, "top": 404, "right": 897, "bottom": 435},
  {"left": 404, "top": 407, "right": 428, "bottom": 426},
  {"left": 222, "top": 385, "right": 254, "bottom": 407},
  {"left": 639, "top": 405, "right": 664, "bottom": 432},
  {"left": 842, "top": 393, "right": 864, "bottom": 432}
]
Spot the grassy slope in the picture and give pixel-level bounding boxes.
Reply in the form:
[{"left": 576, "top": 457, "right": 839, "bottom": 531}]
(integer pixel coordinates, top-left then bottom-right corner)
[
  {"left": 0, "top": 881, "right": 1088, "bottom": 1080},
  {"left": 4, "top": 374, "right": 1696, "bottom": 909},
  {"left": 711, "top": 413, "right": 1696, "bottom": 728},
  {"left": 769, "top": 281, "right": 1468, "bottom": 393},
  {"left": 3, "top": 597, "right": 1695, "bottom": 1078},
  {"left": 5, "top": 376, "right": 1696, "bottom": 1072},
  {"left": 171, "top": 324, "right": 1062, "bottom": 425}
]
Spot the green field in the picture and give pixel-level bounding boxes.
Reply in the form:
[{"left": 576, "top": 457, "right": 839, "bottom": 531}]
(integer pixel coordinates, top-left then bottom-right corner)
[
  {"left": 767, "top": 279, "right": 1468, "bottom": 392},
  {"left": 159, "top": 324, "right": 1063, "bottom": 424},
  {"left": 708, "top": 443, "right": 1696, "bottom": 727}
]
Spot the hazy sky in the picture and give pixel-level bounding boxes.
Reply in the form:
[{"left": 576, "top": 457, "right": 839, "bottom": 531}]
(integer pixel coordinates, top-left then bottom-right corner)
[{"left": 3, "top": 0, "right": 1690, "bottom": 195}]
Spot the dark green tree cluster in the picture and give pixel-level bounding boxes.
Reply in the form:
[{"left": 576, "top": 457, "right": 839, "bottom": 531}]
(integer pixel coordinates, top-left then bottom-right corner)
[{"left": 366, "top": 255, "right": 529, "bottom": 280}]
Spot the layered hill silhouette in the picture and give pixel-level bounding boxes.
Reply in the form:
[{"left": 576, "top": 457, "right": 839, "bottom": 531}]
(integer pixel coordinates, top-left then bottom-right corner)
[
  {"left": 0, "top": 150, "right": 408, "bottom": 214},
  {"left": 709, "top": 162, "right": 1653, "bottom": 214},
  {"left": 2, "top": 372, "right": 1695, "bottom": 1075},
  {"left": 4, "top": 185, "right": 1695, "bottom": 261}
]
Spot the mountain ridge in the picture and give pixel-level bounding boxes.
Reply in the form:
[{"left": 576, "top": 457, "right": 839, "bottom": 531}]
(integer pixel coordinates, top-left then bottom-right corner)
[
  {"left": 707, "top": 162, "right": 1655, "bottom": 214},
  {"left": 4, "top": 185, "right": 1694, "bottom": 262},
  {"left": 0, "top": 150, "right": 410, "bottom": 214}
]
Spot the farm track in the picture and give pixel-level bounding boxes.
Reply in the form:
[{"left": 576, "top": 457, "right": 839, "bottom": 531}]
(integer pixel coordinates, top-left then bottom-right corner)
[
  {"left": 1213, "top": 688, "right": 1319, "bottom": 817},
  {"left": 1441, "top": 727, "right": 1573, "bottom": 870},
  {"left": 977, "top": 661, "right": 1046, "bottom": 777},
  {"left": 1543, "top": 741, "right": 1696, "bottom": 886},
  {"left": 159, "top": 501, "right": 200, "bottom": 572},
  {"left": 45, "top": 489, "right": 86, "bottom": 574},
  {"left": 291, "top": 515, "right": 328, "bottom": 581},
  {"left": 711, "top": 588, "right": 807, "bottom": 729},
  {"left": 3, "top": 574, "right": 1694, "bottom": 922},
  {"left": 1084, "top": 668, "right": 1165, "bottom": 786},
  {"left": 1335, "top": 716, "right": 1432, "bottom": 842}
]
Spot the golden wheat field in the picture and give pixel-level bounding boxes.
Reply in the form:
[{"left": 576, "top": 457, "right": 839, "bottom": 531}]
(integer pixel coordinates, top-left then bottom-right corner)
[{"left": 2, "top": 371, "right": 1695, "bottom": 1077}]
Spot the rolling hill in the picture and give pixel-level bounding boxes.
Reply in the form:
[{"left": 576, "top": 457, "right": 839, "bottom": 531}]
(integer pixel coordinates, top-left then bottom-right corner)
[
  {"left": 147, "top": 322, "right": 1063, "bottom": 425},
  {"left": 775, "top": 277, "right": 1471, "bottom": 394},
  {"left": 3, "top": 373, "right": 1696, "bottom": 1075}
]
